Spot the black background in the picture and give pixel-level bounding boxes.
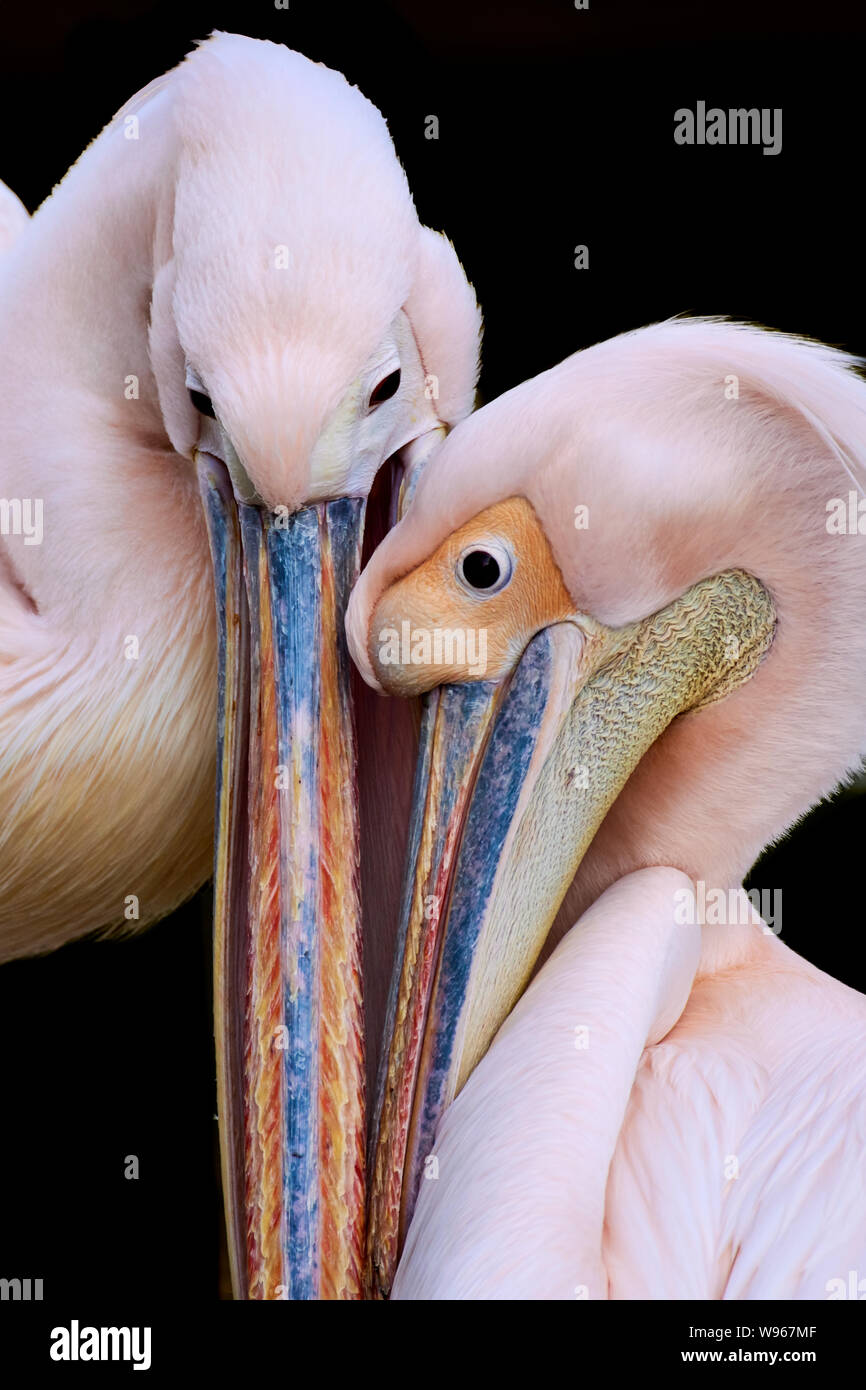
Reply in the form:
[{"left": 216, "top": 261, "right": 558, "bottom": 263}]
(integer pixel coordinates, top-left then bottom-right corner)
[{"left": 0, "top": 0, "right": 864, "bottom": 1317}]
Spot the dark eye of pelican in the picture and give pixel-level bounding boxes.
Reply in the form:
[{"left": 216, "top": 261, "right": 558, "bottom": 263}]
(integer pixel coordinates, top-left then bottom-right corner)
[
  {"left": 189, "top": 388, "right": 216, "bottom": 419},
  {"left": 368, "top": 368, "right": 401, "bottom": 410},
  {"left": 456, "top": 543, "right": 513, "bottom": 595}
]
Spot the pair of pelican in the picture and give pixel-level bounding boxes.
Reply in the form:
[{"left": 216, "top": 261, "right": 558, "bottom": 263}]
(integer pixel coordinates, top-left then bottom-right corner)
[{"left": 1, "top": 32, "right": 864, "bottom": 1301}]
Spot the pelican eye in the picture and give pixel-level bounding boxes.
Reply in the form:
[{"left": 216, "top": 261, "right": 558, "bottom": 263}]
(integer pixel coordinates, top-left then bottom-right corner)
[
  {"left": 368, "top": 368, "right": 401, "bottom": 410},
  {"left": 456, "top": 543, "right": 513, "bottom": 595},
  {"left": 189, "top": 388, "right": 216, "bottom": 419}
]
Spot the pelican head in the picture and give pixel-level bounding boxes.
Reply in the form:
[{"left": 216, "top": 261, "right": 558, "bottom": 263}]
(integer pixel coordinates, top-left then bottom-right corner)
[
  {"left": 150, "top": 40, "right": 480, "bottom": 1300},
  {"left": 346, "top": 318, "right": 866, "bottom": 1295},
  {"left": 167, "top": 36, "right": 481, "bottom": 1301}
]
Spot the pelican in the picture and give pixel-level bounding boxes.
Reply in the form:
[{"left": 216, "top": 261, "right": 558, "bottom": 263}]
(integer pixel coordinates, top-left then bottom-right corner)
[
  {"left": 0, "top": 32, "right": 480, "bottom": 1299},
  {"left": 347, "top": 318, "right": 866, "bottom": 1299}
]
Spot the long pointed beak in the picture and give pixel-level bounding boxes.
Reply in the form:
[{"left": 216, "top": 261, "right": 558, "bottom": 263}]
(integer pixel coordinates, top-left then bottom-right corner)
[
  {"left": 367, "top": 569, "right": 776, "bottom": 1297},
  {"left": 199, "top": 455, "right": 365, "bottom": 1300}
]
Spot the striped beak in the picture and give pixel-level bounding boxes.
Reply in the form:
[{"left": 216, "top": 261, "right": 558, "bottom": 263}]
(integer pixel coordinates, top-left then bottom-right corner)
[{"left": 199, "top": 456, "right": 365, "bottom": 1300}]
